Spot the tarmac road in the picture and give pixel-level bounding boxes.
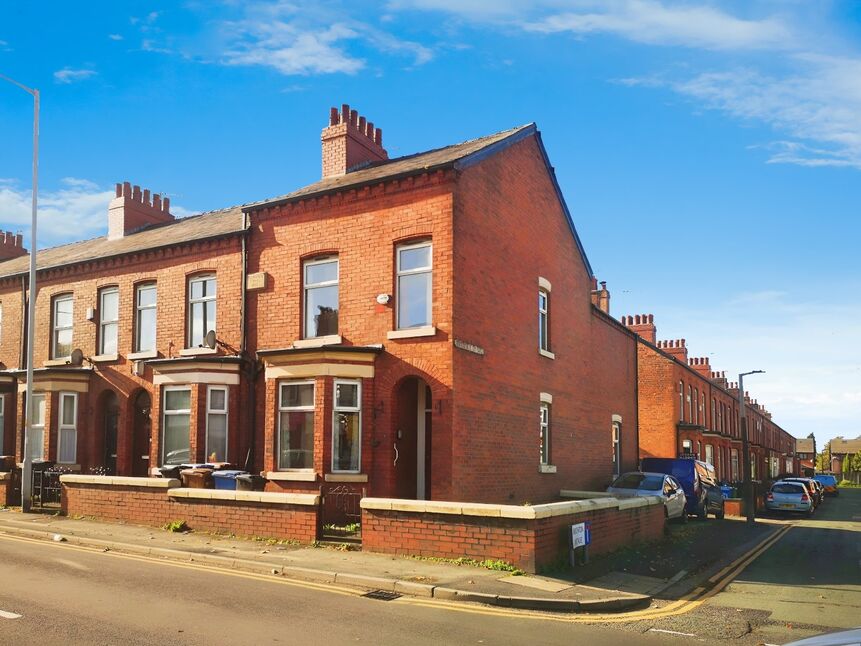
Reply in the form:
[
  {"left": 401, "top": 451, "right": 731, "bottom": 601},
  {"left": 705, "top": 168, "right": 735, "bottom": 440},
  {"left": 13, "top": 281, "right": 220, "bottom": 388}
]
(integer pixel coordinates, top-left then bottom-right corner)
[{"left": 0, "top": 532, "right": 676, "bottom": 646}]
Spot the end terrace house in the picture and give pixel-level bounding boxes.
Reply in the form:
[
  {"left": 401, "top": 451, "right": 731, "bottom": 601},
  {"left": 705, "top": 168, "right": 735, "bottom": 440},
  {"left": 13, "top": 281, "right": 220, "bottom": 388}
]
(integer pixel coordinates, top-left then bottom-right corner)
[{"left": 0, "top": 104, "right": 638, "bottom": 505}]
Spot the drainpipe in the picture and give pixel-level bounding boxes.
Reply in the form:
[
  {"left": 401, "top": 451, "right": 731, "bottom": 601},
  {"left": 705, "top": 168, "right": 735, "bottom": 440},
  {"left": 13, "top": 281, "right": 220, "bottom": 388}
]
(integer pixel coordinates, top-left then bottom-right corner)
[
  {"left": 18, "top": 275, "right": 26, "bottom": 370},
  {"left": 633, "top": 332, "right": 639, "bottom": 470}
]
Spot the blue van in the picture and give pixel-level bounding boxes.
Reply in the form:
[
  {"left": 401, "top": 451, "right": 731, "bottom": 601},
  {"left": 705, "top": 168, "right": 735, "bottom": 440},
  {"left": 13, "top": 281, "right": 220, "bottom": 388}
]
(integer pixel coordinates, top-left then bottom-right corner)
[{"left": 640, "top": 457, "right": 725, "bottom": 519}]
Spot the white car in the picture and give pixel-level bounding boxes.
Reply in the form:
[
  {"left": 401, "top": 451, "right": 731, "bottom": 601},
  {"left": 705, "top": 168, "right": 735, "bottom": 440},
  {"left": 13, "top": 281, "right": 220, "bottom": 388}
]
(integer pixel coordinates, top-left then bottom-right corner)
[{"left": 607, "top": 471, "right": 688, "bottom": 522}]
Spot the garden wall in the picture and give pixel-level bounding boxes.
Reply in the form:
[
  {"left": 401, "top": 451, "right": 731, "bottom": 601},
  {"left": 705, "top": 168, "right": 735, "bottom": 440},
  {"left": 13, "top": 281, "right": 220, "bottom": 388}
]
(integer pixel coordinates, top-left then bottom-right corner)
[
  {"left": 60, "top": 475, "right": 320, "bottom": 543},
  {"left": 0, "top": 472, "right": 13, "bottom": 506},
  {"left": 361, "top": 495, "right": 665, "bottom": 573}
]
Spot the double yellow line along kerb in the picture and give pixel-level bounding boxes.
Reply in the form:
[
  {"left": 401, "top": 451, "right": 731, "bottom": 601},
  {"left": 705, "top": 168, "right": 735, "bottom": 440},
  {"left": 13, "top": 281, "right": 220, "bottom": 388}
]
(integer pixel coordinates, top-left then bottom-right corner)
[{"left": 0, "top": 521, "right": 793, "bottom": 625}]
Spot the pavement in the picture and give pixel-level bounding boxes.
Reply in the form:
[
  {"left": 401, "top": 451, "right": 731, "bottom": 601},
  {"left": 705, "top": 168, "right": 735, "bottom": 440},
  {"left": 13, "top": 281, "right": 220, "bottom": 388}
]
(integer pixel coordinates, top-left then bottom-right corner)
[{"left": 0, "top": 508, "right": 649, "bottom": 613}]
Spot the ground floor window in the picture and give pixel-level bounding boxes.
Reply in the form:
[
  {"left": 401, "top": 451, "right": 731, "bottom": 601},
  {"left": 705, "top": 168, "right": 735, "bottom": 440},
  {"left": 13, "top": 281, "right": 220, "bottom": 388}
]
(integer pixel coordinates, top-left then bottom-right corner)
[
  {"left": 0, "top": 394, "right": 4, "bottom": 452},
  {"left": 29, "top": 393, "right": 45, "bottom": 461},
  {"left": 162, "top": 387, "right": 191, "bottom": 465},
  {"left": 750, "top": 454, "right": 757, "bottom": 480},
  {"left": 785, "top": 458, "right": 793, "bottom": 473},
  {"left": 704, "top": 444, "right": 714, "bottom": 466},
  {"left": 611, "top": 420, "right": 621, "bottom": 476},
  {"left": 681, "top": 439, "right": 692, "bottom": 455},
  {"left": 206, "top": 386, "right": 228, "bottom": 463},
  {"left": 278, "top": 381, "right": 315, "bottom": 470},
  {"left": 332, "top": 380, "right": 361, "bottom": 472},
  {"left": 539, "top": 403, "right": 550, "bottom": 465},
  {"left": 731, "top": 449, "right": 739, "bottom": 481},
  {"left": 57, "top": 392, "right": 78, "bottom": 464}
]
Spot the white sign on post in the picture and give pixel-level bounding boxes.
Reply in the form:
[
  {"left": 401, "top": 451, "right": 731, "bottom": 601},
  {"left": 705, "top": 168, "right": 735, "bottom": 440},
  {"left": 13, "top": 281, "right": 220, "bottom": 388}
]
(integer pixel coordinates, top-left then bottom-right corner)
[{"left": 571, "top": 523, "right": 587, "bottom": 549}]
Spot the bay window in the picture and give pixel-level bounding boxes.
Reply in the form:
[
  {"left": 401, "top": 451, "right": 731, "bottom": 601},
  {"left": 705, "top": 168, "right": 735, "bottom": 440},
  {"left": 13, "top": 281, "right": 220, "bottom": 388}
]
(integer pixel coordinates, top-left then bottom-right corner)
[
  {"left": 332, "top": 380, "right": 361, "bottom": 472},
  {"left": 206, "top": 386, "right": 228, "bottom": 463},
  {"left": 278, "top": 381, "right": 315, "bottom": 470},
  {"left": 29, "top": 393, "right": 45, "bottom": 461},
  {"left": 58, "top": 392, "right": 78, "bottom": 464},
  {"left": 162, "top": 387, "right": 191, "bottom": 465}
]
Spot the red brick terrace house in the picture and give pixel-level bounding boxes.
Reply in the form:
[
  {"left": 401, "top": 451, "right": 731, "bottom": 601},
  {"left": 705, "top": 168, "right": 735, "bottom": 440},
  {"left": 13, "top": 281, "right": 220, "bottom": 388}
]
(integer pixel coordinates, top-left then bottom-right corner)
[
  {"left": 621, "top": 314, "right": 797, "bottom": 482},
  {"left": 826, "top": 435, "right": 861, "bottom": 474},
  {"left": 0, "top": 189, "right": 248, "bottom": 475},
  {"left": 0, "top": 105, "right": 639, "bottom": 506},
  {"left": 795, "top": 435, "right": 815, "bottom": 475}
]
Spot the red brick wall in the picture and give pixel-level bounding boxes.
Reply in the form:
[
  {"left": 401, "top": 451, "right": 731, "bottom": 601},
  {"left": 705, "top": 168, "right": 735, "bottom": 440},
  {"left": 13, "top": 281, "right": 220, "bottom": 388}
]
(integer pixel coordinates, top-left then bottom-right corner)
[
  {"left": 451, "top": 135, "right": 639, "bottom": 503},
  {"left": 362, "top": 503, "right": 664, "bottom": 573},
  {"left": 0, "top": 476, "right": 12, "bottom": 505},
  {"left": 61, "top": 482, "right": 319, "bottom": 543}
]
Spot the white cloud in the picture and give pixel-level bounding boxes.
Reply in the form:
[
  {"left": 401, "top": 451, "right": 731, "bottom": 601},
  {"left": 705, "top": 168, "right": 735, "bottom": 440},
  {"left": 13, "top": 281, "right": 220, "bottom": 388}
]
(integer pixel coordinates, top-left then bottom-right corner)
[
  {"left": 0, "top": 39, "right": 11, "bottom": 51},
  {"left": 108, "top": 33, "right": 124, "bottom": 41},
  {"left": 0, "top": 178, "right": 192, "bottom": 248},
  {"left": 53, "top": 68, "right": 97, "bottom": 84}
]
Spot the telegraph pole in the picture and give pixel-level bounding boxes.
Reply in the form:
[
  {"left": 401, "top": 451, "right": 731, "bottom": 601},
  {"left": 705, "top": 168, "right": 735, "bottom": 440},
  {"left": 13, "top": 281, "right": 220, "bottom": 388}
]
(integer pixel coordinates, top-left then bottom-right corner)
[{"left": 739, "top": 370, "right": 765, "bottom": 525}]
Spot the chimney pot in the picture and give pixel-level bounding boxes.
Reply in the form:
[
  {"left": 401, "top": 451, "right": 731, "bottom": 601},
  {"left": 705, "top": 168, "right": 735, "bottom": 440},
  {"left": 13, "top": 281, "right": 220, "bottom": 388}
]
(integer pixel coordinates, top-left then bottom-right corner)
[{"left": 329, "top": 107, "right": 339, "bottom": 126}]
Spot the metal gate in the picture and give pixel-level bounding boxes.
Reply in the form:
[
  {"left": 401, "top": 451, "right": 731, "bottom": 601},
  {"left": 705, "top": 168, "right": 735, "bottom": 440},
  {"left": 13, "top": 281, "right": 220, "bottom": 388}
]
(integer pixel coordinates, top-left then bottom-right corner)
[
  {"left": 30, "top": 465, "right": 71, "bottom": 512},
  {"left": 320, "top": 485, "right": 364, "bottom": 542}
]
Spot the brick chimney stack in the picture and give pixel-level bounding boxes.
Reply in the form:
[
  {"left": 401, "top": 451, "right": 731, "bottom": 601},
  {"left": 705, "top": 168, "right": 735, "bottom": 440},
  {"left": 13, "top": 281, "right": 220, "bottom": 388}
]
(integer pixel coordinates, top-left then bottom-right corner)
[
  {"left": 710, "top": 370, "right": 728, "bottom": 389},
  {"left": 656, "top": 338, "right": 688, "bottom": 364},
  {"left": 108, "top": 182, "right": 174, "bottom": 240},
  {"left": 688, "top": 356, "right": 712, "bottom": 378},
  {"left": 0, "top": 231, "right": 27, "bottom": 261},
  {"left": 621, "top": 313, "right": 656, "bottom": 344},
  {"left": 590, "top": 279, "right": 611, "bottom": 314},
  {"left": 321, "top": 104, "right": 388, "bottom": 178}
]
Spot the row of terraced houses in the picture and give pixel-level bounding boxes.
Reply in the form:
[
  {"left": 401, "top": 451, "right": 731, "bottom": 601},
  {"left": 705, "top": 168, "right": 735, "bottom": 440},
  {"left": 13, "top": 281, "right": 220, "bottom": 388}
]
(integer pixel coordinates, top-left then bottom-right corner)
[{"left": 0, "top": 105, "right": 800, "bottom": 509}]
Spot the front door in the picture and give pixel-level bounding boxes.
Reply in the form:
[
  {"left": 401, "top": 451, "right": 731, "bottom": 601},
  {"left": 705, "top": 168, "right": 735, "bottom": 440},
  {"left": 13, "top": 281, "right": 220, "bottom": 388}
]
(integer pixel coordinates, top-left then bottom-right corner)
[
  {"left": 132, "top": 391, "right": 152, "bottom": 477},
  {"left": 103, "top": 392, "right": 119, "bottom": 475},
  {"left": 394, "top": 378, "right": 432, "bottom": 500}
]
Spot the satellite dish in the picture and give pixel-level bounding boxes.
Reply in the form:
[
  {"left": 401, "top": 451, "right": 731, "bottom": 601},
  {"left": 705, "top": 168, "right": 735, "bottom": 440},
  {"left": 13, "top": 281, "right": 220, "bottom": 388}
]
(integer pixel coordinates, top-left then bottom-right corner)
[
  {"left": 69, "top": 348, "right": 84, "bottom": 366},
  {"left": 204, "top": 330, "right": 217, "bottom": 350}
]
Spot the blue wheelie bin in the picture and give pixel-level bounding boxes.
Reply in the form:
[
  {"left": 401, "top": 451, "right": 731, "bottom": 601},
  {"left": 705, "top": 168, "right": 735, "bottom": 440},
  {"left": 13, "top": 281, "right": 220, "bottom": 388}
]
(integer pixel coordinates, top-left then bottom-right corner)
[{"left": 211, "top": 470, "right": 249, "bottom": 491}]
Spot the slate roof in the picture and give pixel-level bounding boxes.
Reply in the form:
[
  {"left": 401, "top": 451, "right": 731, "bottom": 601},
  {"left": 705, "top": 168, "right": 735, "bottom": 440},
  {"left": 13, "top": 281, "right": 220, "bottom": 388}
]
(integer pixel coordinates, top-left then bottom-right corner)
[
  {"left": 827, "top": 435, "right": 861, "bottom": 455},
  {"left": 795, "top": 437, "right": 815, "bottom": 453},
  {"left": 0, "top": 122, "right": 594, "bottom": 278}
]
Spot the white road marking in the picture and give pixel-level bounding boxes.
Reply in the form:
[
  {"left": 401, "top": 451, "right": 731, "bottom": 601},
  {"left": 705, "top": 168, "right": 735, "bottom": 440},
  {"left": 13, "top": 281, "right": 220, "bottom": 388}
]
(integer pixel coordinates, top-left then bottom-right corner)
[
  {"left": 647, "top": 628, "right": 696, "bottom": 637},
  {"left": 53, "top": 558, "right": 89, "bottom": 571},
  {"left": 0, "top": 609, "right": 22, "bottom": 619}
]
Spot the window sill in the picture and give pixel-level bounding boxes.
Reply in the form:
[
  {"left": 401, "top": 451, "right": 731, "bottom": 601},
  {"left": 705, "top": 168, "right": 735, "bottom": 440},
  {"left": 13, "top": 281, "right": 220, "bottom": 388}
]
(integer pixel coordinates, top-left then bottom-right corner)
[
  {"left": 45, "top": 358, "right": 71, "bottom": 367},
  {"left": 265, "top": 471, "right": 317, "bottom": 482},
  {"left": 128, "top": 350, "right": 158, "bottom": 360},
  {"left": 539, "top": 464, "right": 557, "bottom": 474},
  {"left": 179, "top": 347, "right": 217, "bottom": 357},
  {"left": 387, "top": 326, "right": 436, "bottom": 340},
  {"left": 292, "top": 335, "right": 342, "bottom": 349},
  {"left": 91, "top": 354, "right": 118, "bottom": 363},
  {"left": 324, "top": 473, "right": 368, "bottom": 483},
  {"left": 539, "top": 349, "right": 556, "bottom": 360}
]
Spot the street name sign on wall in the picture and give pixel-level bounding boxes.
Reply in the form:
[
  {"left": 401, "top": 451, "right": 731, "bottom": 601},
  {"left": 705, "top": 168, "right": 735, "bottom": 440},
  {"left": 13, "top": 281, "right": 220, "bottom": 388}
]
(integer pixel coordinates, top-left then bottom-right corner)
[{"left": 571, "top": 521, "right": 591, "bottom": 549}]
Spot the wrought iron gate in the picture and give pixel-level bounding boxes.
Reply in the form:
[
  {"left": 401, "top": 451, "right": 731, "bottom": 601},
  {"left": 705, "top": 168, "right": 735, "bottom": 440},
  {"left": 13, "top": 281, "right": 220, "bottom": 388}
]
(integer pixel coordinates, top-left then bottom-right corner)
[{"left": 320, "top": 485, "right": 364, "bottom": 542}]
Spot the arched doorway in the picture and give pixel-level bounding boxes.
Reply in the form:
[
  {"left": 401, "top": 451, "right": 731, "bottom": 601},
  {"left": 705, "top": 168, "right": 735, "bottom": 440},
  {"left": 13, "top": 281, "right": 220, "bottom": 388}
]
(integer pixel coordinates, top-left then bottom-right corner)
[
  {"left": 101, "top": 391, "right": 119, "bottom": 475},
  {"left": 132, "top": 390, "right": 152, "bottom": 477},
  {"left": 394, "top": 377, "right": 432, "bottom": 500}
]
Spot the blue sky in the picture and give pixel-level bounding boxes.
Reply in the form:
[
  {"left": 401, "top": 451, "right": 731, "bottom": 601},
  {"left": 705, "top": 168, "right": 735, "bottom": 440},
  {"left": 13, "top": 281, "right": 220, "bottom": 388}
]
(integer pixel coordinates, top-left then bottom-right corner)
[{"left": 1, "top": 1, "right": 860, "bottom": 448}]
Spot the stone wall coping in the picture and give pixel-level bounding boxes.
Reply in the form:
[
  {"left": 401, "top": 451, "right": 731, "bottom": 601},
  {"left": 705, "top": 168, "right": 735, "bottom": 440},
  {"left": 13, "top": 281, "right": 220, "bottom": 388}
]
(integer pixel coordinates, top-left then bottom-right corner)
[
  {"left": 359, "top": 496, "right": 655, "bottom": 519},
  {"left": 168, "top": 488, "right": 320, "bottom": 506},
  {"left": 60, "top": 474, "right": 180, "bottom": 488},
  {"left": 0, "top": 472, "right": 10, "bottom": 481}
]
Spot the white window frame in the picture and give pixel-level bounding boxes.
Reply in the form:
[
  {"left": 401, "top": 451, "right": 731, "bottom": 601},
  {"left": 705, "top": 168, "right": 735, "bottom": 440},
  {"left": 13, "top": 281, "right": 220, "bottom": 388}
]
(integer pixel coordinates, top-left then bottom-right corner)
[
  {"left": 612, "top": 420, "right": 622, "bottom": 476},
  {"left": 704, "top": 444, "right": 714, "bottom": 466},
  {"left": 161, "top": 386, "right": 192, "bottom": 465},
  {"left": 188, "top": 274, "right": 216, "bottom": 348},
  {"left": 52, "top": 293, "right": 74, "bottom": 359},
  {"left": 99, "top": 286, "right": 119, "bottom": 356},
  {"left": 679, "top": 381, "right": 684, "bottom": 421},
  {"left": 681, "top": 439, "right": 692, "bottom": 455},
  {"left": 57, "top": 392, "right": 78, "bottom": 464},
  {"left": 539, "top": 402, "right": 550, "bottom": 466},
  {"left": 331, "top": 379, "right": 361, "bottom": 473},
  {"left": 0, "top": 394, "right": 4, "bottom": 452},
  {"left": 538, "top": 289, "right": 550, "bottom": 352},
  {"left": 205, "top": 386, "right": 229, "bottom": 463},
  {"left": 135, "top": 282, "right": 157, "bottom": 352},
  {"left": 303, "top": 257, "right": 339, "bottom": 339},
  {"left": 396, "top": 241, "right": 433, "bottom": 330},
  {"left": 731, "top": 449, "right": 739, "bottom": 481},
  {"left": 29, "top": 393, "right": 46, "bottom": 461},
  {"left": 277, "top": 380, "right": 315, "bottom": 471}
]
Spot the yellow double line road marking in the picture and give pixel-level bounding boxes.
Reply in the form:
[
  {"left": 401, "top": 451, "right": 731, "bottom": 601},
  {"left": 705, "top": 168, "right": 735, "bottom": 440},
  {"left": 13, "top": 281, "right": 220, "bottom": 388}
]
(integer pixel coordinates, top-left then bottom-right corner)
[{"left": 0, "top": 521, "right": 793, "bottom": 624}]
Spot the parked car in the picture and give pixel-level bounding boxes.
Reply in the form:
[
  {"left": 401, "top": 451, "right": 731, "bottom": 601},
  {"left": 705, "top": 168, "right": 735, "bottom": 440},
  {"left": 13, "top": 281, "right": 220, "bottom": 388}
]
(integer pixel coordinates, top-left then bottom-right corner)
[
  {"left": 766, "top": 481, "right": 814, "bottom": 515},
  {"left": 607, "top": 471, "right": 687, "bottom": 522},
  {"left": 813, "top": 474, "right": 839, "bottom": 496},
  {"left": 783, "top": 477, "right": 822, "bottom": 507},
  {"left": 640, "top": 457, "right": 725, "bottom": 519}
]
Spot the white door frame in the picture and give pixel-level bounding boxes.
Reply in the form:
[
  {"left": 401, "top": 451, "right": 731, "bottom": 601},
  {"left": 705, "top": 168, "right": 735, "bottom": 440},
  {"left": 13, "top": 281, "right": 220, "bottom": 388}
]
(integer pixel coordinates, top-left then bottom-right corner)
[{"left": 416, "top": 381, "right": 427, "bottom": 500}]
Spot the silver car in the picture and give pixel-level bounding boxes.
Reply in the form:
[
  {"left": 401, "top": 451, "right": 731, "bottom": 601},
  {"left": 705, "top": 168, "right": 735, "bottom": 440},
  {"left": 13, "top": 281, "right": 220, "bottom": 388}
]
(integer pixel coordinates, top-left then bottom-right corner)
[
  {"left": 607, "top": 471, "right": 687, "bottom": 522},
  {"left": 765, "top": 481, "right": 814, "bottom": 515}
]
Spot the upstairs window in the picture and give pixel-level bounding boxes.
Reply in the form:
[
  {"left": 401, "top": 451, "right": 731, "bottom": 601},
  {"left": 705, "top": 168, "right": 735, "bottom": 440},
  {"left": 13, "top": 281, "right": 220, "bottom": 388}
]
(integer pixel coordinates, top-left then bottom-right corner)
[
  {"left": 52, "top": 294, "right": 74, "bottom": 359},
  {"left": 135, "top": 283, "right": 157, "bottom": 352},
  {"left": 396, "top": 242, "right": 432, "bottom": 329},
  {"left": 538, "top": 290, "right": 550, "bottom": 351},
  {"left": 188, "top": 275, "right": 216, "bottom": 347},
  {"left": 303, "top": 257, "right": 339, "bottom": 338},
  {"left": 99, "top": 287, "right": 119, "bottom": 355},
  {"left": 679, "top": 381, "right": 684, "bottom": 421}
]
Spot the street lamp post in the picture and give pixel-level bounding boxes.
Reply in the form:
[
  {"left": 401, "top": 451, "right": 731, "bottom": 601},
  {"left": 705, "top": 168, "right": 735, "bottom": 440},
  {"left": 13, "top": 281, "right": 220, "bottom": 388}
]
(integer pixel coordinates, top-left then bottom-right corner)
[
  {"left": 0, "top": 73, "right": 39, "bottom": 513},
  {"left": 738, "top": 370, "right": 765, "bottom": 525}
]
